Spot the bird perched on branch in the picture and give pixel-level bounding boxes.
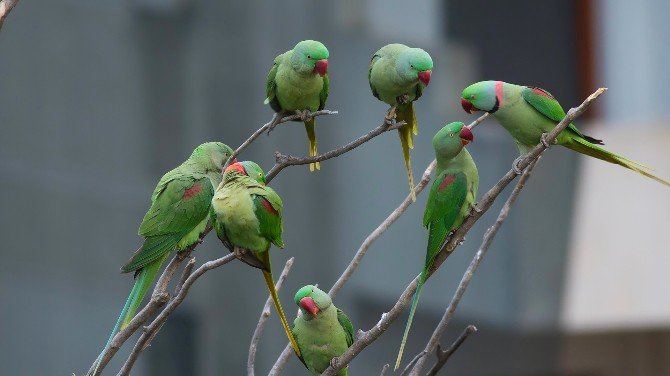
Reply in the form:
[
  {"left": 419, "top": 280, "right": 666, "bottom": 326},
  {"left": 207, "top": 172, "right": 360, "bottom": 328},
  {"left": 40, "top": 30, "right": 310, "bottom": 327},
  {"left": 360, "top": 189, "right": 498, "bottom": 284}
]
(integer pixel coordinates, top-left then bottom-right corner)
[
  {"left": 292, "top": 285, "right": 354, "bottom": 376},
  {"left": 265, "top": 40, "right": 329, "bottom": 172},
  {"left": 210, "top": 161, "right": 301, "bottom": 358},
  {"left": 461, "top": 80, "right": 670, "bottom": 186},
  {"left": 395, "top": 122, "right": 478, "bottom": 370},
  {"left": 91, "top": 142, "right": 234, "bottom": 375},
  {"left": 368, "top": 43, "right": 433, "bottom": 201}
]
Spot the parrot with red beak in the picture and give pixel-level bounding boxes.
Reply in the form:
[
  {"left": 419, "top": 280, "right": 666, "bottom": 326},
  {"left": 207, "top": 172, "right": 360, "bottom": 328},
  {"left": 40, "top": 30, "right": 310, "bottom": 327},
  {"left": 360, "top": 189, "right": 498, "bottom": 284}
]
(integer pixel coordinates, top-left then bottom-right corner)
[
  {"left": 395, "top": 122, "right": 478, "bottom": 370},
  {"left": 210, "top": 161, "right": 302, "bottom": 359},
  {"left": 292, "top": 285, "right": 354, "bottom": 376},
  {"left": 461, "top": 80, "right": 670, "bottom": 186},
  {"left": 368, "top": 43, "right": 434, "bottom": 201},
  {"left": 265, "top": 40, "right": 330, "bottom": 172}
]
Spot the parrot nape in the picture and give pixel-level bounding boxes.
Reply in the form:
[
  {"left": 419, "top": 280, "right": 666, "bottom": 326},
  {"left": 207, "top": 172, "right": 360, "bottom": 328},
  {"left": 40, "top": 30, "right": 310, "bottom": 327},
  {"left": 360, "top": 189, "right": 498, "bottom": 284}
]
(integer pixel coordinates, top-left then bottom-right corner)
[
  {"left": 461, "top": 80, "right": 670, "bottom": 186},
  {"left": 395, "top": 123, "right": 478, "bottom": 370},
  {"left": 368, "top": 43, "right": 433, "bottom": 201},
  {"left": 91, "top": 142, "right": 234, "bottom": 375},
  {"left": 265, "top": 40, "right": 329, "bottom": 172},
  {"left": 292, "top": 285, "right": 354, "bottom": 376},
  {"left": 210, "top": 161, "right": 301, "bottom": 358}
]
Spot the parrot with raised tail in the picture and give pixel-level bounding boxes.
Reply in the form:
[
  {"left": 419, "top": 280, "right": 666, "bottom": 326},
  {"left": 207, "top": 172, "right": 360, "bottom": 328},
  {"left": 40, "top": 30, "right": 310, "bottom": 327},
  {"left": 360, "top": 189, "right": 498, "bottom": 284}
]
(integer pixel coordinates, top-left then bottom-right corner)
[
  {"left": 395, "top": 123, "right": 478, "bottom": 370},
  {"left": 91, "top": 142, "right": 234, "bottom": 376},
  {"left": 265, "top": 40, "right": 329, "bottom": 172},
  {"left": 210, "top": 161, "right": 302, "bottom": 358},
  {"left": 368, "top": 43, "right": 433, "bottom": 201},
  {"left": 292, "top": 285, "right": 354, "bottom": 376},
  {"left": 461, "top": 80, "right": 670, "bottom": 186}
]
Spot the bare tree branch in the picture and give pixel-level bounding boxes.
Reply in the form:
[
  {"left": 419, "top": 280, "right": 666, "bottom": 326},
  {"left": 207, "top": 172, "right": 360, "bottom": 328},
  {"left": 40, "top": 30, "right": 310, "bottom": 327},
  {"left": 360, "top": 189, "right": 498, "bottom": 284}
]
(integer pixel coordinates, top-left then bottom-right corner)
[
  {"left": 0, "top": 0, "right": 19, "bottom": 32},
  {"left": 380, "top": 364, "right": 390, "bottom": 376},
  {"left": 425, "top": 325, "right": 477, "bottom": 376},
  {"left": 319, "top": 88, "right": 607, "bottom": 376},
  {"left": 247, "top": 258, "right": 295, "bottom": 376}
]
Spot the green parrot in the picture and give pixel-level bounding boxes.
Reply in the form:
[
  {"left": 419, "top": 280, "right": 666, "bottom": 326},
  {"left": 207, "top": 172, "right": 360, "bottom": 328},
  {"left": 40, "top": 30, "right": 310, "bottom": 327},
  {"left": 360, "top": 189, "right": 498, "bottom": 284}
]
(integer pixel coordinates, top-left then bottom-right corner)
[
  {"left": 92, "top": 142, "right": 234, "bottom": 375},
  {"left": 292, "top": 285, "right": 354, "bottom": 376},
  {"left": 368, "top": 43, "right": 433, "bottom": 201},
  {"left": 461, "top": 81, "right": 670, "bottom": 186},
  {"left": 265, "top": 40, "right": 330, "bottom": 172},
  {"left": 210, "top": 161, "right": 302, "bottom": 358},
  {"left": 395, "top": 122, "right": 478, "bottom": 370}
]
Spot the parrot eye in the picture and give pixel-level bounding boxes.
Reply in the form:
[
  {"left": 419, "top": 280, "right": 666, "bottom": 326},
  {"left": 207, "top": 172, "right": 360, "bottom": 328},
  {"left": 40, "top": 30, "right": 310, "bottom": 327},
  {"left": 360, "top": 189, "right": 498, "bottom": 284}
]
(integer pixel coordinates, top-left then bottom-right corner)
[
  {"left": 258, "top": 172, "right": 262, "bottom": 177},
  {"left": 307, "top": 54, "right": 311, "bottom": 59},
  {"left": 410, "top": 64, "right": 414, "bottom": 69},
  {"left": 449, "top": 133, "right": 455, "bottom": 138},
  {"left": 470, "top": 94, "right": 475, "bottom": 99}
]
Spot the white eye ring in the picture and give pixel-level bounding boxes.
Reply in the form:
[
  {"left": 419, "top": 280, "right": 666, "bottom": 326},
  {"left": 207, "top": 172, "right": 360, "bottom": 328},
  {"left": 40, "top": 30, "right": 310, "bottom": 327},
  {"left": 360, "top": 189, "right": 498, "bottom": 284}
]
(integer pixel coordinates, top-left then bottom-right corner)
[
  {"left": 449, "top": 133, "right": 454, "bottom": 137},
  {"left": 470, "top": 94, "right": 475, "bottom": 99}
]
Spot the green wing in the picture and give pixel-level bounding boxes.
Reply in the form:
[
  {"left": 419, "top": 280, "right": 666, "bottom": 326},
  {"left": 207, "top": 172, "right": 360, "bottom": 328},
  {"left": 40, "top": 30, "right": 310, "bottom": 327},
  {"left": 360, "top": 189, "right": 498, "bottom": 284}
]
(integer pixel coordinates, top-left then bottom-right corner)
[
  {"left": 337, "top": 308, "right": 355, "bottom": 347},
  {"left": 423, "top": 171, "right": 468, "bottom": 266},
  {"left": 319, "top": 73, "right": 329, "bottom": 110},
  {"left": 122, "top": 175, "right": 213, "bottom": 273},
  {"left": 252, "top": 186, "right": 284, "bottom": 248},
  {"left": 368, "top": 54, "right": 381, "bottom": 100},
  {"left": 265, "top": 54, "right": 282, "bottom": 112},
  {"left": 521, "top": 86, "right": 602, "bottom": 144}
]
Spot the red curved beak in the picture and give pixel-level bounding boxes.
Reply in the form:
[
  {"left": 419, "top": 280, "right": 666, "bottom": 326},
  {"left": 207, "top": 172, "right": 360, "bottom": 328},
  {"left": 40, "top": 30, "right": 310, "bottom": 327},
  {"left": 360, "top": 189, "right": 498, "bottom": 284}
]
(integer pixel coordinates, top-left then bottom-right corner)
[
  {"left": 314, "top": 59, "right": 328, "bottom": 76},
  {"left": 224, "top": 162, "right": 246, "bottom": 175},
  {"left": 461, "top": 98, "right": 474, "bottom": 114},
  {"left": 418, "top": 70, "right": 431, "bottom": 86},
  {"left": 299, "top": 297, "right": 320, "bottom": 316},
  {"left": 460, "top": 126, "right": 474, "bottom": 145}
]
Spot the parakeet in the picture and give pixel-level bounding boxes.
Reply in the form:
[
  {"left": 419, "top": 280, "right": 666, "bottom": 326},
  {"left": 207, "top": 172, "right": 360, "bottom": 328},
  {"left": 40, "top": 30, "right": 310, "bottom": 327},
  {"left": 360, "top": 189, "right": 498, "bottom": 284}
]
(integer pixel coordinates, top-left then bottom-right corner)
[
  {"left": 292, "top": 285, "right": 354, "bottom": 376},
  {"left": 210, "top": 161, "right": 301, "bottom": 358},
  {"left": 395, "top": 122, "right": 478, "bottom": 370},
  {"left": 92, "top": 142, "right": 234, "bottom": 375},
  {"left": 461, "top": 81, "right": 670, "bottom": 186},
  {"left": 368, "top": 43, "right": 433, "bottom": 201},
  {"left": 265, "top": 40, "right": 329, "bottom": 172}
]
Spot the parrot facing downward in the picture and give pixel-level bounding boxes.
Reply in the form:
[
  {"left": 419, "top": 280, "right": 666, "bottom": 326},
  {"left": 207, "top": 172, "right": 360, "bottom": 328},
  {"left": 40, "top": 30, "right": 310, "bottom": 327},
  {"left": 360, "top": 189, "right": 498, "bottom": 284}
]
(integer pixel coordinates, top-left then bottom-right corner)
[
  {"left": 265, "top": 40, "right": 330, "bottom": 172},
  {"left": 92, "top": 142, "right": 234, "bottom": 375},
  {"left": 210, "top": 161, "right": 301, "bottom": 358},
  {"left": 461, "top": 80, "right": 670, "bottom": 186},
  {"left": 368, "top": 43, "right": 433, "bottom": 201},
  {"left": 292, "top": 285, "right": 354, "bottom": 376},
  {"left": 395, "top": 123, "right": 478, "bottom": 370}
]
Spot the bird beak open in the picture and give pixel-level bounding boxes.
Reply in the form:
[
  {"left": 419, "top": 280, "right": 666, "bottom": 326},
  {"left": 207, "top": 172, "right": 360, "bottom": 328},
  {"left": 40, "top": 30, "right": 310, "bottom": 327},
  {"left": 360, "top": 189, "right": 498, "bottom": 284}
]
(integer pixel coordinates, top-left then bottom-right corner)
[
  {"left": 460, "top": 126, "right": 474, "bottom": 145},
  {"left": 461, "top": 98, "right": 475, "bottom": 114},
  {"left": 418, "top": 70, "right": 431, "bottom": 86},
  {"left": 314, "top": 59, "right": 328, "bottom": 76},
  {"left": 299, "top": 297, "right": 320, "bottom": 316}
]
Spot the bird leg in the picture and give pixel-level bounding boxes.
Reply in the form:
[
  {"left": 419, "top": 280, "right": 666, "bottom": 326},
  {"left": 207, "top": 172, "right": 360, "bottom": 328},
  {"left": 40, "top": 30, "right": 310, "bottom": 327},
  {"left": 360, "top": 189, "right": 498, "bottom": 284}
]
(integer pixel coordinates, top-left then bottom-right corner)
[
  {"left": 233, "top": 246, "right": 247, "bottom": 260},
  {"left": 540, "top": 132, "right": 555, "bottom": 148},
  {"left": 385, "top": 106, "right": 398, "bottom": 125},
  {"left": 297, "top": 109, "right": 312, "bottom": 122},
  {"left": 512, "top": 156, "right": 525, "bottom": 175},
  {"left": 396, "top": 93, "right": 410, "bottom": 105}
]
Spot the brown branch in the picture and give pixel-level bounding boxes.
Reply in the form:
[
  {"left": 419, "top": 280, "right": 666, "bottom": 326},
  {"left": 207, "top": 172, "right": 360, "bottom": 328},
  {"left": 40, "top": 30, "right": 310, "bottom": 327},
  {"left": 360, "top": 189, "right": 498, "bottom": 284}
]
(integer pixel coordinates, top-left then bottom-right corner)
[
  {"left": 408, "top": 159, "right": 540, "bottom": 376},
  {"left": 0, "top": 0, "right": 19, "bottom": 32},
  {"left": 319, "top": 88, "right": 607, "bottom": 376},
  {"left": 247, "top": 258, "right": 295, "bottom": 376},
  {"left": 425, "top": 325, "right": 478, "bottom": 376}
]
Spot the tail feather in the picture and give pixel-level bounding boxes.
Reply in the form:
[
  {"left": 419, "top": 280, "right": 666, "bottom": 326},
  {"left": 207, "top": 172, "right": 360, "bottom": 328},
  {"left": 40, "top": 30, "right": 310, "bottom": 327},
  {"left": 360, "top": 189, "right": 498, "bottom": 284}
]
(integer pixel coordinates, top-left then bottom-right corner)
[
  {"left": 565, "top": 137, "right": 670, "bottom": 187},
  {"left": 304, "top": 119, "right": 320, "bottom": 172},
  {"left": 90, "top": 254, "right": 168, "bottom": 376},
  {"left": 394, "top": 270, "right": 427, "bottom": 370},
  {"left": 396, "top": 104, "right": 417, "bottom": 201},
  {"left": 262, "top": 269, "right": 302, "bottom": 359}
]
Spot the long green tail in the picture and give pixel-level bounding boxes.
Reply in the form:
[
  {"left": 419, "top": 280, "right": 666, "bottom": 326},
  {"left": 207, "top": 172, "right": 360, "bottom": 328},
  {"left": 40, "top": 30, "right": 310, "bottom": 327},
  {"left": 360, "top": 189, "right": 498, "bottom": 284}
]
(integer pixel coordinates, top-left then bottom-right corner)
[
  {"left": 396, "top": 103, "right": 418, "bottom": 201},
  {"left": 90, "top": 254, "right": 168, "bottom": 375},
  {"left": 394, "top": 269, "right": 427, "bottom": 370},
  {"left": 262, "top": 269, "right": 303, "bottom": 359},
  {"left": 304, "top": 118, "right": 320, "bottom": 172},
  {"left": 565, "top": 137, "right": 670, "bottom": 187}
]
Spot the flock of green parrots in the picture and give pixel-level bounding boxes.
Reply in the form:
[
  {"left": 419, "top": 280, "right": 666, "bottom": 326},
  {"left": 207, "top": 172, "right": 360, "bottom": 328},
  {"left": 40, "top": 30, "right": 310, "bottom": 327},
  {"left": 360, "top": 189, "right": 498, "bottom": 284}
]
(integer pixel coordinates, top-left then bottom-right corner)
[{"left": 91, "top": 40, "right": 669, "bottom": 376}]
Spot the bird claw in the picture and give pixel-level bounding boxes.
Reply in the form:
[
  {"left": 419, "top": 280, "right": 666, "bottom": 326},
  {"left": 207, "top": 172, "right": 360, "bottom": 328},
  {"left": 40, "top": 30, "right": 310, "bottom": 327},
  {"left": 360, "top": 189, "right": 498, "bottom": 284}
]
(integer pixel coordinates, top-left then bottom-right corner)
[
  {"left": 512, "top": 156, "right": 525, "bottom": 175},
  {"left": 298, "top": 109, "right": 311, "bottom": 122},
  {"left": 540, "top": 133, "right": 554, "bottom": 147},
  {"left": 385, "top": 107, "right": 397, "bottom": 125},
  {"left": 397, "top": 94, "right": 410, "bottom": 104}
]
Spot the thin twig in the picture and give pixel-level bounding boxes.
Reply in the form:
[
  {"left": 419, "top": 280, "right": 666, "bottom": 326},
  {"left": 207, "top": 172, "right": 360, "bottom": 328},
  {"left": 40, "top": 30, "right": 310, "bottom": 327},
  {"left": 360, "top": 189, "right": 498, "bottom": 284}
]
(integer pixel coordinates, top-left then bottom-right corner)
[
  {"left": 380, "top": 364, "right": 390, "bottom": 376},
  {"left": 425, "top": 325, "right": 477, "bottom": 376},
  {"left": 117, "top": 253, "right": 237, "bottom": 376},
  {"left": 465, "top": 112, "right": 489, "bottom": 130},
  {"left": 247, "top": 258, "right": 295, "bottom": 376},
  {"left": 400, "top": 350, "right": 427, "bottom": 376},
  {"left": 319, "top": 88, "right": 607, "bottom": 376},
  {"left": 175, "top": 257, "right": 196, "bottom": 295},
  {"left": 0, "top": 0, "right": 19, "bottom": 31},
  {"left": 265, "top": 117, "right": 405, "bottom": 182}
]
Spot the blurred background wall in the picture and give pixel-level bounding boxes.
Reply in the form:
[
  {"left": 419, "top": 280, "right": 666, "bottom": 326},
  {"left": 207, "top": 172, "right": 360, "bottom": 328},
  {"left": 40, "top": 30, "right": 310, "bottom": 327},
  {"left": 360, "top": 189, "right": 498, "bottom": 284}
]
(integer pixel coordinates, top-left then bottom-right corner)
[{"left": 0, "top": 0, "right": 669, "bottom": 375}]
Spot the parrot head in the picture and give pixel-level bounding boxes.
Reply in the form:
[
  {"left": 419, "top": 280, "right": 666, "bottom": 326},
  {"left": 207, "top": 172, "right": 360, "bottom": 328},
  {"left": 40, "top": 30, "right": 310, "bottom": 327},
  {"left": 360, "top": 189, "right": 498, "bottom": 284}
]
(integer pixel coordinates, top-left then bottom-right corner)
[
  {"left": 397, "top": 48, "right": 433, "bottom": 86},
  {"left": 433, "top": 122, "right": 474, "bottom": 159},
  {"left": 294, "top": 285, "right": 332, "bottom": 319},
  {"left": 190, "top": 142, "right": 235, "bottom": 173},
  {"left": 291, "top": 40, "right": 329, "bottom": 76},
  {"left": 460, "top": 80, "right": 501, "bottom": 114},
  {"left": 224, "top": 161, "right": 266, "bottom": 185}
]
